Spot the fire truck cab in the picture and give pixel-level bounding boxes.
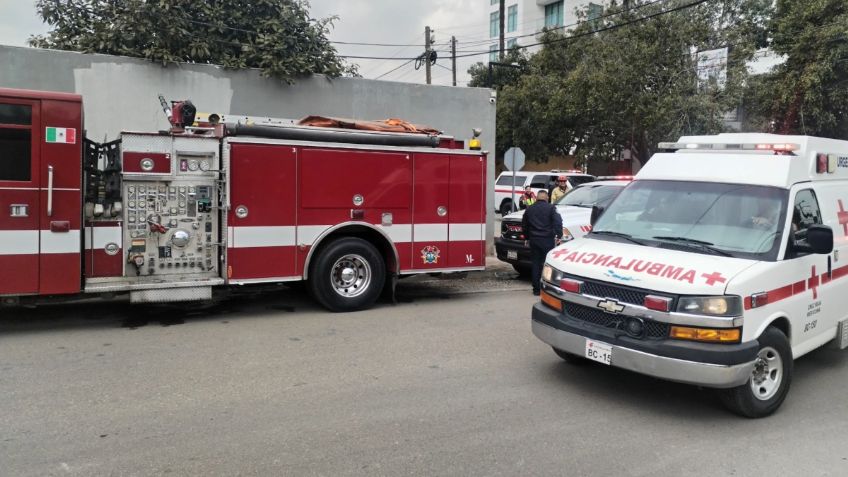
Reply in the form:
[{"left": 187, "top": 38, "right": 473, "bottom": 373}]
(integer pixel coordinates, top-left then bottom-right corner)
[
  {"left": 0, "top": 88, "right": 487, "bottom": 312},
  {"left": 533, "top": 133, "right": 848, "bottom": 417}
]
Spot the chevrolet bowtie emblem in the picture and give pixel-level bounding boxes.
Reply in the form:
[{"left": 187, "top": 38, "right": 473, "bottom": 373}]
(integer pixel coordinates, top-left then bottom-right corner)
[{"left": 597, "top": 299, "right": 625, "bottom": 314}]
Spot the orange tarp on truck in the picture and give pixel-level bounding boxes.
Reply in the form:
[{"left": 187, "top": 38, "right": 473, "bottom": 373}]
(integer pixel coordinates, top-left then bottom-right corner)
[{"left": 298, "top": 116, "right": 441, "bottom": 136}]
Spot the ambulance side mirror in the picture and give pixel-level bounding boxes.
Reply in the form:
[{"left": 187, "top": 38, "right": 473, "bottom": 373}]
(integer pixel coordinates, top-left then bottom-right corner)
[
  {"left": 590, "top": 205, "right": 604, "bottom": 226},
  {"left": 805, "top": 224, "right": 834, "bottom": 255}
]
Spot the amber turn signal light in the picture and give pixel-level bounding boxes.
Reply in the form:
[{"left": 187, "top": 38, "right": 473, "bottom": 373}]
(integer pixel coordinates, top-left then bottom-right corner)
[
  {"left": 669, "top": 326, "right": 741, "bottom": 343},
  {"left": 540, "top": 290, "right": 563, "bottom": 312}
]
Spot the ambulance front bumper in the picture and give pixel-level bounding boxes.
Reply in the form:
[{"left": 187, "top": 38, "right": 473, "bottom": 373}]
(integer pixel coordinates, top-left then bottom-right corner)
[{"left": 532, "top": 304, "right": 757, "bottom": 389}]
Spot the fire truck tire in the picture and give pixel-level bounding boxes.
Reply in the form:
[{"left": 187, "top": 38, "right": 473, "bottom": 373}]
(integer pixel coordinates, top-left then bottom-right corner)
[
  {"left": 717, "top": 326, "right": 793, "bottom": 418},
  {"left": 308, "top": 237, "right": 386, "bottom": 312},
  {"left": 552, "top": 347, "right": 587, "bottom": 364}
]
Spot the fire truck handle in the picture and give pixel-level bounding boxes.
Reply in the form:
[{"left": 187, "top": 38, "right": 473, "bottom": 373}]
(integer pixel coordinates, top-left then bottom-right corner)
[{"left": 47, "top": 165, "right": 54, "bottom": 217}]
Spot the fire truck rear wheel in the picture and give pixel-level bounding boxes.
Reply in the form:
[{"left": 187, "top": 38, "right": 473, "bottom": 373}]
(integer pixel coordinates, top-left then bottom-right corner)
[
  {"left": 717, "top": 326, "right": 793, "bottom": 418},
  {"left": 309, "top": 237, "right": 386, "bottom": 312}
]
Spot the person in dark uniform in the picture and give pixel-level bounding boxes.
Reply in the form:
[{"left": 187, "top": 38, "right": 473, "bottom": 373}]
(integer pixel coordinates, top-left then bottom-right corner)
[{"left": 521, "top": 190, "right": 563, "bottom": 295}]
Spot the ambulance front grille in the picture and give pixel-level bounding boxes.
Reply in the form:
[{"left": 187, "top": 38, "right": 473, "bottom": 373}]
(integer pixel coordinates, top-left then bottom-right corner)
[
  {"left": 567, "top": 275, "right": 675, "bottom": 307},
  {"left": 564, "top": 302, "right": 670, "bottom": 339}
]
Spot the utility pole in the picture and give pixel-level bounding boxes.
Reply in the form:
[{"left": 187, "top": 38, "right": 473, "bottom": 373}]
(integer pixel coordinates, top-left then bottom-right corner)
[
  {"left": 424, "top": 25, "right": 432, "bottom": 85},
  {"left": 451, "top": 36, "right": 457, "bottom": 87},
  {"left": 499, "top": 0, "right": 505, "bottom": 60}
]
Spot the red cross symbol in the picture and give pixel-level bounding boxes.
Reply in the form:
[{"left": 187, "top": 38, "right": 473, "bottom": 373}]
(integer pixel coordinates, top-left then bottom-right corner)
[
  {"left": 808, "top": 265, "right": 820, "bottom": 299},
  {"left": 702, "top": 271, "right": 727, "bottom": 286},
  {"left": 838, "top": 200, "right": 848, "bottom": 236},
  {"left": 551, "top": 249, "right": 571, "bottom": 259}
]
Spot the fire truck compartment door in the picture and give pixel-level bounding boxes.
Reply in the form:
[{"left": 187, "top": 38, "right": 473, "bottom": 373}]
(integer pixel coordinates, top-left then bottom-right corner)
[
  {"left": 447, "top": 154, "right": 485, "bottom": 268},
  {"left": 298, "top": 148, "right": 412, "bottom": 209},
  {"left": 412, "top": 153, "right": 449, "bottom": 270},
  {"left": 227, "top": 143, "right": 298, "bottom": 281},
  {"left": 0, "top": 99, "right": 41, "bottom": 295}
]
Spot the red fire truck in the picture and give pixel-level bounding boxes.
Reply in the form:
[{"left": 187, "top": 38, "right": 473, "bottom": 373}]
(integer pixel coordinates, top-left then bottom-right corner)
[{"left": 0, "top": 88, "right": 487, "bottom": 311}]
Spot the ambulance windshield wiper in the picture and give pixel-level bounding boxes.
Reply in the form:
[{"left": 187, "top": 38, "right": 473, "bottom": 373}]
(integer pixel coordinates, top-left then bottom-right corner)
[
  {"left": 652, "top": 236, "right": 733, "bottom": 257},
  {"left": 590, "top": 230, "right": 646, "bottom": 245}
]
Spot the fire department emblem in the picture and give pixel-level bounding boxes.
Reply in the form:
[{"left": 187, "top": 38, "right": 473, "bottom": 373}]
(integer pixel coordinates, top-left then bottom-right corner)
[{"left": 421, "top": 245, "right": 441, "bottom": 264}]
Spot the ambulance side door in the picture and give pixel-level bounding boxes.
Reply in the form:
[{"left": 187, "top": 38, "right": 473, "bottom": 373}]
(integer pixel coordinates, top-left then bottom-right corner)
[
  {"left": 806, "top": 183, "right": 848, "bottom": 341},
  {"left": 0, "top": 99, "right": 40, "bottom": 295},
  {"left": 782, "top": 186, "right": 833, "bottom": 349}
]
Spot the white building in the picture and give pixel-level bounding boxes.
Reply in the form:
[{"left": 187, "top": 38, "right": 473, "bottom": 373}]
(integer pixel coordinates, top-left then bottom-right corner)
[{"left": 486, "top": 0, "right": 608, "bottom": 61}]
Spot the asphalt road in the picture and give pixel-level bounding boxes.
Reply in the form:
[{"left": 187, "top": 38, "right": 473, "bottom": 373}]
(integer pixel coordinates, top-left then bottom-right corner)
[{"left": 2, "top": 274, "right": 847, "bottom": 477}]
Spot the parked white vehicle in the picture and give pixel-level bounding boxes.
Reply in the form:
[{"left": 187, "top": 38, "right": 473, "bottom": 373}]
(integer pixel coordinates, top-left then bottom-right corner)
[
  {"left": 532, "top": 133, "right": 848, "bottom": 418},
  {"left": 495, "top": 180, "right": 630, "bottom": 274},
  {"left": 494, "top": 170, "right": 594, "bottom": 215}
]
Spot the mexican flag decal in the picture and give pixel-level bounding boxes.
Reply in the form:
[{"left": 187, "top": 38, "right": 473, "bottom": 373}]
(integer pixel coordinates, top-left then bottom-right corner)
[{"left": 45, "top": 127, "right": 76, "bottom": 144}]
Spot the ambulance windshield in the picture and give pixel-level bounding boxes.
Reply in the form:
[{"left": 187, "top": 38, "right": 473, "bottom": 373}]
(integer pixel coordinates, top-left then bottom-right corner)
[{"left": 591, "top": 180, "right": 788, "bottom": 260}]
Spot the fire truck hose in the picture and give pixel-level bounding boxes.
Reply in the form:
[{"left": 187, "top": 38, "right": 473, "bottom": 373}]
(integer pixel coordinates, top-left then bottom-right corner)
[{"left": 225, "top": 123, "right": 440, "bottom": 148}]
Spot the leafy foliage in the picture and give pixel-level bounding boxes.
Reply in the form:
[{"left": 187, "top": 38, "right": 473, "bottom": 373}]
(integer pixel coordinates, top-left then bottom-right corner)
[
  {"left": 470, "top": 0, "right": 772, "bottom": 164},
  {"left": 29, "top": 0, "right": 358, "bottom": 82},
  {"left": 742, "top": 0, "right": 848, "bottom": 138}
]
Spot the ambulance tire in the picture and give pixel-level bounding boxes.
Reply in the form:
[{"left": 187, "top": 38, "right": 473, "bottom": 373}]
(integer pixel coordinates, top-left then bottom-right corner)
[
  {"left": 499, "top": 200, "right": 513, "bottom": 216},
  {"left": 308, "top": 237, "right": 386, "bottom": 312},
  {"left": 553, "top": 347, "right": 587, "bottom": 364},
  {"left": 717, "top": 326, "right": 793, "bottom": 418}
]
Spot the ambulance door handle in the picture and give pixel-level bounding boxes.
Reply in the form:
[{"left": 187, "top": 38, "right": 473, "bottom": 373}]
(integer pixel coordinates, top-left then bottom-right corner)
[{"left": 47, "top": 165, "right": 54, "bottom": 217}]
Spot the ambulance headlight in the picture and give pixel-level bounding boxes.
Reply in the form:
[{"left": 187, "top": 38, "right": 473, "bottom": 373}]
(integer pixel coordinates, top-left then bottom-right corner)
[
  {"left": 542, "top": 264, "right": 564, "bottom": 283},
  {"left": 677, "top": 296, "right": 742, "bottom": 317},
  {"left": 542, "top": 264, "right": 553, "bottom": 282}
]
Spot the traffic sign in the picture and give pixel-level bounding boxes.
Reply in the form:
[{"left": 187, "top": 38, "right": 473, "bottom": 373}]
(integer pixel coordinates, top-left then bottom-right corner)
[{"left": 504, "top": 147, "right": 525, "bottom": 171}]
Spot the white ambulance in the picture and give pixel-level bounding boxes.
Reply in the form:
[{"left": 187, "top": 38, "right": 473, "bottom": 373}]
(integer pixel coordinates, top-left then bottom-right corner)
[{"left": 532, "top": 133, "right": 848, "bottom": 418}]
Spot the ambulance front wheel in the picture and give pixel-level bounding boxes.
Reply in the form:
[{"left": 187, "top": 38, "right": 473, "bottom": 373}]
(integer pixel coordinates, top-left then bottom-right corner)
[
  {"left": 718, "top": 326, "right": 793, "bottom": 418},
  {"left": 309, "top": 237, "right": 386, "bottom": 312}
]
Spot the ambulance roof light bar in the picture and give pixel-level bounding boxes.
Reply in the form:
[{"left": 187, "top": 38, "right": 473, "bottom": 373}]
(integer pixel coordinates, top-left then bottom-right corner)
[{"left": 658, "top": 142, "right": 800, "bottom": 154}]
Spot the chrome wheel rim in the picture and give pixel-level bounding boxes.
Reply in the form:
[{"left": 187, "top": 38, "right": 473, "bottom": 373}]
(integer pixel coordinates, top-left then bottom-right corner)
[
  {"left": 750, "top": 346, "right": 782, "bottom": 401},
  {"left": 330, "top": 254, "right": 371, "bottom": 298}
]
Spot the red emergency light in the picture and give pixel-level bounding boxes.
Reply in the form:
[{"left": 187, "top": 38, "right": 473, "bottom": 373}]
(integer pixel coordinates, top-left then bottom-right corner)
[
  {"left": 560, "top": 278, "right": 583, "bottom": 294},
  {"left": 644, "top": 295, "right": 672, "bottom": 312}
]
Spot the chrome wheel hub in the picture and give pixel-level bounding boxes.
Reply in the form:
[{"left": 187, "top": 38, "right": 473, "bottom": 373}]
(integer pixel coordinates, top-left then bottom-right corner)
[
  {"left": 750, "top": 346, "right": 782, "bottom": 401},
  {"left": 330, "top": 254, "right": 371, "bottom": 298}
]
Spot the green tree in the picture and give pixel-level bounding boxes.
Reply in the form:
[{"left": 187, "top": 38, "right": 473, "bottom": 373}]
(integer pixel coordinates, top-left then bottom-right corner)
[
  {"left": 467, "top": 47, "right": 530, "bottom": 89},
  {"left": 742, "top": 0, "right": 848, "bottom": 138},
  {"left": 29, "top": 0, "right": 358, "bottom": 82},
  {"left": 490, "top": 0, "right": 771, "bottom": 165}
]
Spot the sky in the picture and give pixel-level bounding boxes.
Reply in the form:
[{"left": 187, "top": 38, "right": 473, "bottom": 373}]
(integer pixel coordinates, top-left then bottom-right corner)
[{"left": 0, "top": 0, "right": 490, "bottom": 87}]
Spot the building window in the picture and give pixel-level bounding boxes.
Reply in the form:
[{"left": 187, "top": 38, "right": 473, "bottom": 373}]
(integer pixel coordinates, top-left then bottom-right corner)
[
  {"left": 507, "top": 4, "right": 518, "bottom": 33},
  {"left": 544, "top": 1, "right": 564, "bottom": 28},
  {"left": 507, "top": 38, "right": 517, "bottom": 49},
  {"left": 490, "top": 11, "right": 499, "bottom": 38},
  {"left": 489, "top": 44, "right": 498, "bottom": 62},
  {"left": 587, "top": 3, "right": 603, "bottom": 22},
  {"left": 491, "top": 0, "right": 498, "bottom": 4}
]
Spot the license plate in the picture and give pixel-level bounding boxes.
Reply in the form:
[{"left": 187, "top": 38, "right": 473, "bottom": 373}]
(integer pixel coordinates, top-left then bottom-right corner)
[
  {"left": 507, "top": 250, "right": 518, "bottom": 260},
  {"left": 585, "top": 339, "right": 612, "bottom": 365}
]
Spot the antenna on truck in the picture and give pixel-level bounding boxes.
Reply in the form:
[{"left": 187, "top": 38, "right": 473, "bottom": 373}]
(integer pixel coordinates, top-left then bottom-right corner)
[{"left": 158, "top": 94, "right": 173, "bottom": 123}]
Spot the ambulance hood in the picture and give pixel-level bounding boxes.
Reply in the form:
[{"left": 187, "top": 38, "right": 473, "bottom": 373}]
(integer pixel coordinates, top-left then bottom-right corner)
[{"left": 546, "top": 237, "right": 759, "bottom": 295}]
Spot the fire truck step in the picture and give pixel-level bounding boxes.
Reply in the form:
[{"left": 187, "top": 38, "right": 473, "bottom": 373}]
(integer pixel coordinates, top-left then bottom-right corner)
[{"left": 130, "top": 286, "right": 212, "bottom": 304}]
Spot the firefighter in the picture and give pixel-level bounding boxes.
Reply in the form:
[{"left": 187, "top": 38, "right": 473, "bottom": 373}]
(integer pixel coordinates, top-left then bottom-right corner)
[
  {"left": 522, "top": 190, "right": 563, "bottom": 295},
  {"left": 550, "top": 176, "right": 569, "bottom": 203},
  {"left": 519, "top": 186, "right": 536, "bottom": 210}
]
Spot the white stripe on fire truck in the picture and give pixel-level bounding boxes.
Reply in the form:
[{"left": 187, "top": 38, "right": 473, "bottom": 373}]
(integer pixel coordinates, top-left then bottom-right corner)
[
  {"left": 84, "top": 226, "right": 122, "bottom": 250},
  {"left": 0, "top": 230, "right": 39, "bottom": 255},
  {"left": 449, "top": 223, "right": 484, "bottom": 241},
  {"left": 41, "top": 230, "right": 81, "bottom": 254},
  {"left": 232, "top": 226, "right": 297, "bottom": 248},
  {"left": 413, "top": 223, "right": 448, "bottom": 242},
  {"left": 226, "top": 224, "right": 485, "bottom": 249}
]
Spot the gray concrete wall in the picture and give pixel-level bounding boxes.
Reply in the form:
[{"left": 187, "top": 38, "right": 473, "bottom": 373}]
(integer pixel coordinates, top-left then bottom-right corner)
[{"left": 0, "top": 45, "right": 497, "bottom": 248}]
